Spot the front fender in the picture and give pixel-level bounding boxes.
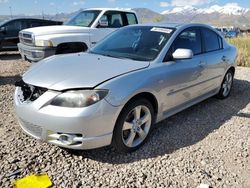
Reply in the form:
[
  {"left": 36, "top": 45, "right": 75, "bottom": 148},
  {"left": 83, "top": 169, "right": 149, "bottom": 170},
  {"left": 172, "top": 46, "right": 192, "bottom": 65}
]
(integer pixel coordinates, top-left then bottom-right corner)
[{"left": 97, "top": 67, "right": 161, "bottom": 108}]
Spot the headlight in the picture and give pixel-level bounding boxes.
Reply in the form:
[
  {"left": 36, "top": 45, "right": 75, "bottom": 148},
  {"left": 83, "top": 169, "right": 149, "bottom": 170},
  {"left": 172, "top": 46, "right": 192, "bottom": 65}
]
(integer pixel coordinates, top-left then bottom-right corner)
[
  {"left": 35, "top": 39, "right": 53, "bottom": 47},
  {"left": 50, "top": 90, "right": 109, "bottom": 108}
]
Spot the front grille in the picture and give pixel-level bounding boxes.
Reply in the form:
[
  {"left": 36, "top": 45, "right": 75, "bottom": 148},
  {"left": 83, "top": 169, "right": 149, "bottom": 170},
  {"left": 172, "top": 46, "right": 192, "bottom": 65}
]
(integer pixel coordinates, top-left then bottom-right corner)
[
  {"left": 20, "top": 118, "right": 42, "bottom": 138},
  {"left": 19, "top": 32, "right": 33, "bottom": 46},
  {"left": 15, "top": 79, "right": 47, "bottom": 102},
  {"left": 22, "top": 33, "right": 32, "bottom": 38}
]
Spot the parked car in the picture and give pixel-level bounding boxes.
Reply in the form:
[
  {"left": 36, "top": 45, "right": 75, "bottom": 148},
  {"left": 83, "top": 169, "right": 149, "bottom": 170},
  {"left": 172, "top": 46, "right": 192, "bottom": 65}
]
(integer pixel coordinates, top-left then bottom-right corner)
[
  {"left": 14, "top": 23, "right": 237, "bottom": 153},
  {"left": 0, "top": 18, "right": 62, "bottom": 51},
  {"left": 18, "top": 8, "right": 138, "bottom": 62},
  {"left": 225, "top": 30, "right": 238, "bottom": 38},
  {"left": 215, "top": 27, "right": 228, "bottom": 37}
]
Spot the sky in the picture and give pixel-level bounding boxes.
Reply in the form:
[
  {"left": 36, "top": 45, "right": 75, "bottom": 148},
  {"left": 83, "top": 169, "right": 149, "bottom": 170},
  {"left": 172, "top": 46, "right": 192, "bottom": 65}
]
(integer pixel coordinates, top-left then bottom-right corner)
[{"left": 0, "top": 0, "right": 250, "bottom": 15}]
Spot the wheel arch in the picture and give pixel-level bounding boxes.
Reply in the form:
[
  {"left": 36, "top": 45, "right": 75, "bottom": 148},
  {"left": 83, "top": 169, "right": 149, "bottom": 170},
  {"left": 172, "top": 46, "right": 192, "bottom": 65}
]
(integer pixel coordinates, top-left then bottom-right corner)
[
  {"left": 227, "top": 66, "right": 235, "bottom": 76},
  {"left": 123, "top": 92, "right": 159, "bottom": 117},
  {"left": 55, "top": 42, "right": 88, "bottom": 54}
]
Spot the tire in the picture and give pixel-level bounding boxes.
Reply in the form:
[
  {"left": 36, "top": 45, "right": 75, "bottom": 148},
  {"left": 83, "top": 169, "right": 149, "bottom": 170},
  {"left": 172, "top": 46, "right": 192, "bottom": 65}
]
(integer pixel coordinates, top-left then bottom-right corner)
[
  {"left": 216, "top": 70, "right": 234, "bottom": 99},
  {"left": 112, "top": 98, "right": 155, "bottom": 153}
]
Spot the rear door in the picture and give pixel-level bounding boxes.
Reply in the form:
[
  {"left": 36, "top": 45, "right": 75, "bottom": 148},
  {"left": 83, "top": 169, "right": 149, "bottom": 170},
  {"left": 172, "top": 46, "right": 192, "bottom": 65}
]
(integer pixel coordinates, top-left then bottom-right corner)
[{"left": 201, "top": 28, "right": 226, "bottom": 92}]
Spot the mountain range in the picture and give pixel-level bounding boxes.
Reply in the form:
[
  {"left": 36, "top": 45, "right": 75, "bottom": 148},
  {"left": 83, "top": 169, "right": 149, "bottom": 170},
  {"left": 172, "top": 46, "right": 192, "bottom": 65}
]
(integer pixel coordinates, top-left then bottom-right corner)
[{"left": 134, "top": 3, "right": 250, "bottom": 28}]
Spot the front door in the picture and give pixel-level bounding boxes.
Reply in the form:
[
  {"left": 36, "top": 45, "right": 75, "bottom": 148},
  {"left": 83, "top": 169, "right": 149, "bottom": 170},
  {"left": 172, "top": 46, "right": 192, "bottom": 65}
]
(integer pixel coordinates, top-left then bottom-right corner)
[
  {"left": 1, "top": 20, "right": 24, "bottom": 49},
  {"left": 161, "top": 28, "right": 206, "bottom": 111},
  {"left": 90, "top": 11, "right": 125, "bottom": 47}
]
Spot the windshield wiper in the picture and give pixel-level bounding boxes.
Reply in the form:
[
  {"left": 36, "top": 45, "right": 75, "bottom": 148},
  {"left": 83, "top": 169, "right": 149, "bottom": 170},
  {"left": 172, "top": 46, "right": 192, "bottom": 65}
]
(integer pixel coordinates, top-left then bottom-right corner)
[{"left": 90, "top": 51, "right": 122, "bottom": 59}]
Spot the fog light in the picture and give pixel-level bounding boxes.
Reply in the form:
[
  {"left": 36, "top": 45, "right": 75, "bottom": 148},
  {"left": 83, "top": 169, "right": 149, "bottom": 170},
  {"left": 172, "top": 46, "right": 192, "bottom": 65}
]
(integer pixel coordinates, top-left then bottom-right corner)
[
  {"left": 58, "top": 134, "right": 76, "bottom": 145},
  {"left": 32, "top": 51, "right": 43, "bottom": 58}
]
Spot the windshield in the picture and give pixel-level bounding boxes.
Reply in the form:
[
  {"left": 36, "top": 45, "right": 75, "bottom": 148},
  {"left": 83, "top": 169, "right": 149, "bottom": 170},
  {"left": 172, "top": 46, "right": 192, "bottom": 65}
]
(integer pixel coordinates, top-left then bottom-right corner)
[
  {"left": 0, "top": 20, "right": 8, "bottom": 26},
  {"left": 90, "top": 26, "right": 175, "bottom": 61},
  {"left": 64, "top": 10, "right": 101, "bottom": 27}
]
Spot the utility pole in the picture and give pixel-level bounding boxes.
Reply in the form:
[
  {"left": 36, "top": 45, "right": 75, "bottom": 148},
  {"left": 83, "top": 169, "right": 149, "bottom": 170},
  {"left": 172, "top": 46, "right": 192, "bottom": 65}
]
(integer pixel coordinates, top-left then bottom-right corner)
[{"left": 9, "top": 6, "right": 13, "bottom": 18}]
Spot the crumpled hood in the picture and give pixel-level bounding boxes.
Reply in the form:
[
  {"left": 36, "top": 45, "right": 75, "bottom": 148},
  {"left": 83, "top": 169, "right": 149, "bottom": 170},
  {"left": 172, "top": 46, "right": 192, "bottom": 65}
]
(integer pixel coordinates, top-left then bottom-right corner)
[
  {"left": 21, "top": 25, "right": 90, "bottom": 36},
  {"left": 23, "top": 53, "right": 149, "bottom": 91}
]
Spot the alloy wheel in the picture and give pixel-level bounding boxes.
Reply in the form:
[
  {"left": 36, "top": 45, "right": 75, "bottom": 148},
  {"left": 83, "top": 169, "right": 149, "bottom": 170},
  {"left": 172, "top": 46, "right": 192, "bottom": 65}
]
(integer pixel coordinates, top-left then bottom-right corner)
[
  {"left": 222, "top": 72, "right": 233, "bottom": 97},
  {"left": 121, "top": 105, "right": 152, "bottom": 148}
]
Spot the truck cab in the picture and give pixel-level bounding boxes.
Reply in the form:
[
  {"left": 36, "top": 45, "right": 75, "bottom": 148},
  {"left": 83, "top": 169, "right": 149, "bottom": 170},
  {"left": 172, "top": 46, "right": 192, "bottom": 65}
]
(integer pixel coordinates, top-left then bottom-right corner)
[{"left": 18, "top": 8, "right": 138, "bottom": 62}]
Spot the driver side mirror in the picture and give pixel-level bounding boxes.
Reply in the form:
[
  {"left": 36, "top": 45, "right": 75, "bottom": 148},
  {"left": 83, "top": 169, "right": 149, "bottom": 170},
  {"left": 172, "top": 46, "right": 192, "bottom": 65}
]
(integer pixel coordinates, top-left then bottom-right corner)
[
  {"left": 172, "top": 48, "right": 193, "bottom": 60},
  {"left": 0, "top": 26, "right": 6, "bottom": 34},
  {"left": 98, "top": 20, "right": 109, "bottom": 28}
]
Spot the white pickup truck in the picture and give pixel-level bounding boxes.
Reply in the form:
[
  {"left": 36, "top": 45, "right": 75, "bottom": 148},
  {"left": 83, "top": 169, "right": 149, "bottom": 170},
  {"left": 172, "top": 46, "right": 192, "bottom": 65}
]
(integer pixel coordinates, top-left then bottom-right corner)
[{"left": 18, "top": 8, "right": 138, "bottom": 62}]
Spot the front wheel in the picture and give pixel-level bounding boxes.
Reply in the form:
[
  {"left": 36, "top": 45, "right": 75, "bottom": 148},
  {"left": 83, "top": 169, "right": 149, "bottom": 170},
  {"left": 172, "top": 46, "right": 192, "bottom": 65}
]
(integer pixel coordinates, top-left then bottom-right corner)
[
  {"left": 112, "top": 99, "right": 155, "bottom": 153},
  {"left": 216, "top": 70, "right": 234, "bottom": 99}
]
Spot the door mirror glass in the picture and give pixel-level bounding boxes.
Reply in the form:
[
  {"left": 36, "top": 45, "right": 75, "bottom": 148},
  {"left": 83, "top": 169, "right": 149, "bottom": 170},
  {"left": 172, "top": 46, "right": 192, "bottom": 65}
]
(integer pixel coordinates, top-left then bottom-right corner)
[
  {"left": 98, "top": 20, "right": 108, "bottom": 28},
  {"left": 0, "top": 26, "right": 6, "bottom": 33},
  {"left": 172, "top": 48, "right": 193, "bottom": 60}
]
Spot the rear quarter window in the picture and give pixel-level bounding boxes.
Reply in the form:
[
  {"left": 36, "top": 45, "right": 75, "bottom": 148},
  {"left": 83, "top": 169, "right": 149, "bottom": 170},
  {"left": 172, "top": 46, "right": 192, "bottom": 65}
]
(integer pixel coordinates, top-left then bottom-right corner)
[
  {"left": 126, "top": 13, "right": 137, "bottom": 25},
  {"left": 203, "top": 28, "right": 223, "bottom": 52}
]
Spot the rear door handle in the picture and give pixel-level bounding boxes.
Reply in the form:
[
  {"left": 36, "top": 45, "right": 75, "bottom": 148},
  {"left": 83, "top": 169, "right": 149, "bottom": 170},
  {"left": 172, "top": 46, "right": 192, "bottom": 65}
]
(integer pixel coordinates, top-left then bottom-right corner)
[
  {"left": 222, "top": 56, "right": 228, "bottom": 62},
  {"left": 199, "top": 61, "right": 206, "bottom": 67}
]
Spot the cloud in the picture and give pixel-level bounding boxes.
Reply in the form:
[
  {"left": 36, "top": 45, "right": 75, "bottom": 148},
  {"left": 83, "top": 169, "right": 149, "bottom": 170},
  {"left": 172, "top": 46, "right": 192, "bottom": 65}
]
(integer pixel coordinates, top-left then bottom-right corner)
[
  {"left": 73, "top": 1, "right": 85, "bottom": 6},
  {"left": 49, "top": 2, "right": 55, "bottom": 6},
  {"left": 0, "top": 0, "right": 8, "bottom": 3},
  {"left": 171, "top": 0, "right": 210, "bottom": 6},
  {"left": 160, "top": 2, "right": 170, "bottom": 7}
]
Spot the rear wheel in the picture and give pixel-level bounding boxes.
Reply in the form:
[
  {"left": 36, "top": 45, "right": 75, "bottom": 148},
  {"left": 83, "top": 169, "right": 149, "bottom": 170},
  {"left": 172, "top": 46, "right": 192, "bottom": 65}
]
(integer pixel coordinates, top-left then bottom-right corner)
[
  {"left": 112, "top": 99, "right": 155, "bottom": 153},
  {"left": 216, "top": 70, "right": 234, "bottom": 99}
]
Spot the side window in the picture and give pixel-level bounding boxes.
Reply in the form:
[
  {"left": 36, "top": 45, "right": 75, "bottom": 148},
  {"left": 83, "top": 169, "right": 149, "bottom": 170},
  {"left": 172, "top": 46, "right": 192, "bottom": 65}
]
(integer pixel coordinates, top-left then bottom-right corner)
[
  {"left": 203, "top": 29, "right": 222, "bottom": 52},
  {"left": 171, "top": 28, "right": 202, "bottom": 55},
  {"left": 100, "top": 11, "right": 124, "bottom": 28},
  {"left": 126, "top": 13, "right": 137, "bottom": 25},
  {"left": 6, "top": 21, "right": 20, "bottom": 31},
  {"left": 6, "top": 20, "right": 28, "bottom": 32},
  {"left": 30, "top": 21, "right": 42, "bottom": 28}
]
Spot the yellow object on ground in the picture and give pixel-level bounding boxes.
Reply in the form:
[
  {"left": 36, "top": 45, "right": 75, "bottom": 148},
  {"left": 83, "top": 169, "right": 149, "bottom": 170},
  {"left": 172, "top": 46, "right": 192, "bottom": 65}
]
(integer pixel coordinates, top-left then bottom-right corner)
[{"left": 13, "top": 173, "right": 52, "bottom": 188}]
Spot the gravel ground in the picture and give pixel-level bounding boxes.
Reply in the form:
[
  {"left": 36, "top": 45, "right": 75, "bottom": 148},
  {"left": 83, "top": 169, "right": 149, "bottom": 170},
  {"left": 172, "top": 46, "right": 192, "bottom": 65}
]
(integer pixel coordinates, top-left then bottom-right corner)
[{"left": 0, "top": 51, "right": 249, "bottom": 188}]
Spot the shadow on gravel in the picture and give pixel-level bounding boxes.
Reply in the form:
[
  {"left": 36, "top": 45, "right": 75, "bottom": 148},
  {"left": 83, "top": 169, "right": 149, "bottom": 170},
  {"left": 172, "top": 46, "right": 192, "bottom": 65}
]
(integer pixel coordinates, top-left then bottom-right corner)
[
  {"left": 0, "top": 75, "right": 21, "bottom": 86},
  {"left": 0, "top": 52, "right": 21, "bottom": 61},
  {"left": 53, "top": 79, "right": 250, "bottom": 164}
]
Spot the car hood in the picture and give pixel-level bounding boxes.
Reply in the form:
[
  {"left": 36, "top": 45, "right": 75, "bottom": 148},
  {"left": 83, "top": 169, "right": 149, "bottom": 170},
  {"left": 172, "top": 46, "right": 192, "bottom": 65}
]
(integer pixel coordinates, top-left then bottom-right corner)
[
  {"left": 21, "top": 25, "right": 90, "bottom": 36},
  {"left": 23, "top": 53, "right": 149, "bottom": 91}
]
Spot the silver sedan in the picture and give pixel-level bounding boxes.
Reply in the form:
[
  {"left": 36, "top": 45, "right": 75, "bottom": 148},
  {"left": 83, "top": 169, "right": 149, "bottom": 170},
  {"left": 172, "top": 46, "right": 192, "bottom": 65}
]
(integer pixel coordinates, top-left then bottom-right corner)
[{"left": 14, "top": 23, "right": 237, "bottom": 153}]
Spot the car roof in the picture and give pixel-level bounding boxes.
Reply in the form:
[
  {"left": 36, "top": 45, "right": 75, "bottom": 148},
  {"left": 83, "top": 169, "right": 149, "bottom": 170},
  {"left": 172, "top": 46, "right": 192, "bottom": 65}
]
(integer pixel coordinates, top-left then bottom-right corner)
[
  {"left": 84, "top": 8, "right": 136, "bottom": 14},
  {"left": 1, "top": 18, "right": 58, "bottom": 23},
  {"left": 132, "top": 22, "right": 214, "bottom": 29}
]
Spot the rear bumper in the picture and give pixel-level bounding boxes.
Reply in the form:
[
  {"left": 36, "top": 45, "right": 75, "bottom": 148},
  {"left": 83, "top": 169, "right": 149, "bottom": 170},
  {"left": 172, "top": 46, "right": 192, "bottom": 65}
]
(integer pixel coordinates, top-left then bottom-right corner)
[{"left": 18, "top": 43, "right": 56, "bottom": 62}]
